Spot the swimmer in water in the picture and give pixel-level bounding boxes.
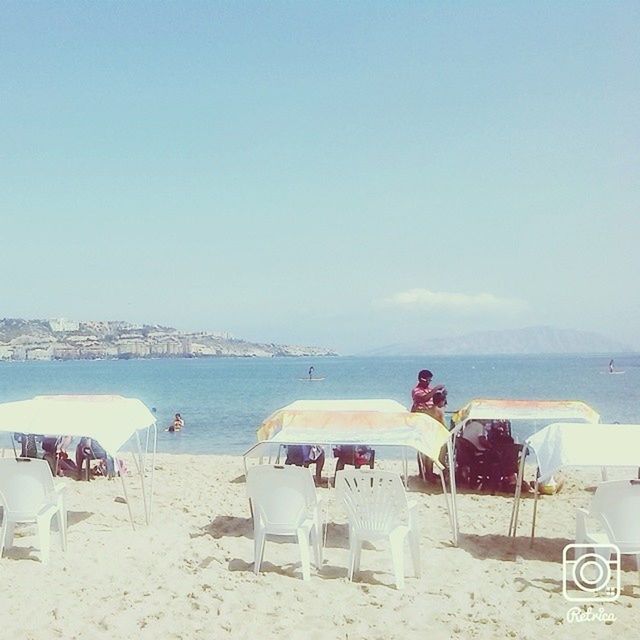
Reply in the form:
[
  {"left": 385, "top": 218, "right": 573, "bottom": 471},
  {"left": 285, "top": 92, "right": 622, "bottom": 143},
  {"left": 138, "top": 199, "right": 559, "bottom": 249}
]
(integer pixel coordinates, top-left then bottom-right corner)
[{"left": 167, "top": 413, "right": 184, "bottom": 432}]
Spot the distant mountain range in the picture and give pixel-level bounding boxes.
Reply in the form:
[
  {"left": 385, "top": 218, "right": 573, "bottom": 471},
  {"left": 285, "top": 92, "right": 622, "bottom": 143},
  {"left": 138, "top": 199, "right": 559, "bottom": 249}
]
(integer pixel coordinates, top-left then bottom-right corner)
[
  {"left": 0, "top": 318, "right": 338, "bottom": 361},
  {"left": 362, "top": 326, "right": 634, "bottom": 356}
]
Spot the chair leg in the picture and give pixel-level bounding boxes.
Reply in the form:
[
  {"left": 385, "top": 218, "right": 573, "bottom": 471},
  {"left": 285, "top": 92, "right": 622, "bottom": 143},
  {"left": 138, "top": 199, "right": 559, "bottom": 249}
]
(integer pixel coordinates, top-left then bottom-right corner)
[
  {"left": 353, "top": 539, "right": 363, "bottom": 575},
  {"left": 348, "top": 534, "right": 358, "bottom": 581},
  {"left": 311, "top": 524, "right": 323, "bottom": 570},
  {"left": 296, "top": 528, "right": 311, "bottom": 581},
  {"left": 57, "top": 510, "right": 67, "bottom": 552},
  {"left": 591, "top": 546, "right": 612, "bottom": 590},
  {"left": 253, "top": 529, "right": 266, "bottom": 575},
  {"left": 36, "top": 514, "right": 52, "bottom": 563},
  {"left": 4, "top": 521, "right": 16, "bottom": 549},
  {"left": 409, "top": 530, "right": 421, "bottom": 578},
  {"left": 389, "top": 530, "right": 407, "bottom": 590}
]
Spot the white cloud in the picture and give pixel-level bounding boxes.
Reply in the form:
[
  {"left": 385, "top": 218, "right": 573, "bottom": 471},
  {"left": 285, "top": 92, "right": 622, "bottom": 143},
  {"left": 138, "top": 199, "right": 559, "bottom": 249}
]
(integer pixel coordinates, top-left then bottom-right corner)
[{"left": 379, "top": 288, "right": 527, "bottom": 314}]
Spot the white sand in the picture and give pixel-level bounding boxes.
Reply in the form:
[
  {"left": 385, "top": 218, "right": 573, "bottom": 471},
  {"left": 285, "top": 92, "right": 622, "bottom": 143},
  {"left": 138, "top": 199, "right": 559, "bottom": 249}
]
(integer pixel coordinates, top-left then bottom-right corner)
[{"left": 0, "top": 454, "right": 637, "bottom": 639}]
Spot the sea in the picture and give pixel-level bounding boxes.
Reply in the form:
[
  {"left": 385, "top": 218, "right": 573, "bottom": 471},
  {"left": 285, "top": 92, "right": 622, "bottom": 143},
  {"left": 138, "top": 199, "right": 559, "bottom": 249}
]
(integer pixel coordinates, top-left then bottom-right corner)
[{"left": 0, "top": 354, "right": 638, "bottom": 455}]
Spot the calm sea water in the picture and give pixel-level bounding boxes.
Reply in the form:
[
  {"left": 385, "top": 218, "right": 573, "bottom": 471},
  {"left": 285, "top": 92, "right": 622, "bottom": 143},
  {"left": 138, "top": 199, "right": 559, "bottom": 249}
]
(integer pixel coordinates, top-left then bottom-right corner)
[{"left": 0, "top": 355, "right": 638, "bottom": 454}]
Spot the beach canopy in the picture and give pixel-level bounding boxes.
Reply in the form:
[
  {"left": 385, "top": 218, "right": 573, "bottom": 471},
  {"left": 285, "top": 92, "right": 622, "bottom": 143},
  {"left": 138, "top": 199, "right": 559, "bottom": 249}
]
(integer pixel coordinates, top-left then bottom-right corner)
[
  {"left": 0, "top": 395, "right": 156, "bottom": 457},
  {"left": 509, "top": 421, "right": 640, "bottom": 541},
  {"left": 526, "top": 422, "right": 640, "bottom": 481},
  {"left": 451, "top": 398, "right": 600, "bottom": 427},
  {"left": 256, "top": 399, "right": 450, "bottom": 461}
]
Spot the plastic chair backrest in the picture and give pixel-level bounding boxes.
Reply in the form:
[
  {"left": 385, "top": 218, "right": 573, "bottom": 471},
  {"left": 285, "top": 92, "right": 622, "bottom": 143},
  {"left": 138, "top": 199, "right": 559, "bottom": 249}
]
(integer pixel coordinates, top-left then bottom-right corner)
[
  {"left": 247, "top": 465, "right": 316, "bottom": 529},
  {"left": 591, "top": 480, "right": 640, "bottom": 543},
  {"left": 0, "top": 458, "right": 54, "bottom": 518},
  {"left": 336, "top": 469, "right": 408, "bottom": 535}
]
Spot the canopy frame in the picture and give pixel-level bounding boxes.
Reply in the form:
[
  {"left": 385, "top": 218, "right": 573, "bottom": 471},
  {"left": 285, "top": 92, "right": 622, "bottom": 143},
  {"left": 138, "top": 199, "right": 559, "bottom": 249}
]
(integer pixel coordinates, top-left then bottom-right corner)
[
  {"left": 246, "top": 398, "right": 459, "bottom": 545},
  {"left": 450, "top": 398, "right": 600, "bottom": 544}
]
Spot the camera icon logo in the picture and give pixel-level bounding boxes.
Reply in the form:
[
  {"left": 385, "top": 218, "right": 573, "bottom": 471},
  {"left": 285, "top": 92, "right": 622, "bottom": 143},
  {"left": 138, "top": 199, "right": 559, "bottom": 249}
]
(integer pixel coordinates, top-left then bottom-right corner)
[{"left": 563, "top": 543, "right": 620, "bottom": 602}]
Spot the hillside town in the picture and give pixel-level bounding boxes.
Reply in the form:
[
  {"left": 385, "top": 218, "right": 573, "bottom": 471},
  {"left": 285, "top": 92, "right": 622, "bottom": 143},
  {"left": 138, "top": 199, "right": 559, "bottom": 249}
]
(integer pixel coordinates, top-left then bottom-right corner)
[{"left": 0, "top": 318, "right": 337, "bottom": 361}]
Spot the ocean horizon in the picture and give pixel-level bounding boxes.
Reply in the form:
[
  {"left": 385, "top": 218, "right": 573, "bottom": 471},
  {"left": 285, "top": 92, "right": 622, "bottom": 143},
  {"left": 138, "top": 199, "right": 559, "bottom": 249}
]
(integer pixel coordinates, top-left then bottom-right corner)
[{"left": 1, "top": 354, "right": 638, "bottom": 455}]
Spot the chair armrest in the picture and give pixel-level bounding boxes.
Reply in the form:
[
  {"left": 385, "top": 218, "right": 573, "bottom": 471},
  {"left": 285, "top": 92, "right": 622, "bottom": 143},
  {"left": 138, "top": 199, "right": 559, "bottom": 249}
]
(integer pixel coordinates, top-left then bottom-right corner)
[
  {"left": 53, "top": 483, "right": 66, "bottom": 506},
  {"left": 37, "top": 502, "right": 59, "bottom": 520},
  {"left": 312, "top": 495, "right": 329, "bottom": 525}
]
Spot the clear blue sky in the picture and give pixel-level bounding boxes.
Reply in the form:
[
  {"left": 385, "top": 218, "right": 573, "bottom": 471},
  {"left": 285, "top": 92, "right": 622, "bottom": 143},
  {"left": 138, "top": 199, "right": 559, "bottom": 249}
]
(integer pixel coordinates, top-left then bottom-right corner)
[{"left": 1, "top": 1, "right": 638, "bottom": 353}]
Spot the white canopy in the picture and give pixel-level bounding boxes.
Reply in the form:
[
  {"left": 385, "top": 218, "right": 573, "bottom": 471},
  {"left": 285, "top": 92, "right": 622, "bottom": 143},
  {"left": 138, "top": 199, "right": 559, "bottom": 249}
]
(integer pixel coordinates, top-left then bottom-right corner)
[
  {"left": 0, "top": 395, "right": 156, "bottom": 457},
  {"left": 527, "top": 422, "right": 640, "bottom": 481},
  {"left": 509, "top": 422, "right": 640, "bottom": 541},
  {"left": 255, "top": 398, "right": 450, "bottom": 461}
]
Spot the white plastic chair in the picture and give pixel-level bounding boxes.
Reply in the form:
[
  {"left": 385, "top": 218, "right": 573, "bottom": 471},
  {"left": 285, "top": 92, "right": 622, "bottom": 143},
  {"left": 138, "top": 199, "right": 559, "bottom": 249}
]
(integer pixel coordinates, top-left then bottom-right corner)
[
  {"left": 246, "top": 464, "right": 323, "bottom": 580},
  {"left": 0, "top": 458, "right": 67, "bottom": 563},
  {"left": 575, "top": 479, "right": 640, "bottom": 584},
  {"left": 335, "top": 468, "right": 420, "bottom": 589}
]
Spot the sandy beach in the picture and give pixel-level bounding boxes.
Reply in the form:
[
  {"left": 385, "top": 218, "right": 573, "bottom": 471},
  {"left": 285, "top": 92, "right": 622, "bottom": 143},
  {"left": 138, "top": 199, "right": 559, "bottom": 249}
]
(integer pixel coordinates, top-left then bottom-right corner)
[{"left": 0, "top": 453, "right": 637, "bottom": 640}]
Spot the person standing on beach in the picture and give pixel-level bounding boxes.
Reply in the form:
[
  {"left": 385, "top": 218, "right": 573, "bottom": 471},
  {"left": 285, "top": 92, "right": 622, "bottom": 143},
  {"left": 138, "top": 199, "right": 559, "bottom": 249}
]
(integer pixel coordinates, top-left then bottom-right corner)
[
  {"left": 411, "top": 369, "right": 447, "bottom": 482},
  {"left": 411, "top": 369, "right": 445, "bottom": 414},
  {"left": 427, "top": 391, "right": 448, "bottom": 426}
]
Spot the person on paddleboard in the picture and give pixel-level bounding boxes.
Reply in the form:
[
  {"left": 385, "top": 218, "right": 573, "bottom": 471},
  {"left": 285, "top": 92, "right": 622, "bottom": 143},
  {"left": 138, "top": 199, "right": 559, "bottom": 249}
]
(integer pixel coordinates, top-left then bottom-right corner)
[{"left": 308, "top": 366, "right": 315, "bottom": 380}]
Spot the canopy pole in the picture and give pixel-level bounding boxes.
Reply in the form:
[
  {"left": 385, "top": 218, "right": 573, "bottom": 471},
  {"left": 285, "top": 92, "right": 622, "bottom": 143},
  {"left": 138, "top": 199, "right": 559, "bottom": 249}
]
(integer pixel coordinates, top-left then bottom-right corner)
[
  {"left": 135, "top": 431, "right": 149, "bottom": 526},
  {"left": 144, "top": 424, "right": 150, "bottom": 468},
  {"left": 119, "top": 464, "right": 135, "bottom": 531},
  {"left": 447, "top": 438, "right": 459, "bottom": 546},
  {"left": 147, "top": 423, "right": 157, "bottom": 522},
  {"left": 530, "top": 467, "right": 540, "bottom": 547},
  {"left": 509, "top": 446, "right": 527, "bottom": 537},
  {"left": 403, "top": 447, "right": 408, "bottom": 489},
  {"left": 439, "top": 466, "right": 455, "bottom": 542},
  {"left": 129, "top": 447, "right": 141, "bottom": 475}
]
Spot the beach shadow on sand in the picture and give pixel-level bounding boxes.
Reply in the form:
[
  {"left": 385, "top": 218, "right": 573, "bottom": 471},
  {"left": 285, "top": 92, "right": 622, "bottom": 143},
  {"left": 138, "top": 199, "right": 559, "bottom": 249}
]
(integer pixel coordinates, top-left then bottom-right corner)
[
  {"left": 1, "top": 517, "right": 93, "bottom": 562},
  {"left": 67, "top": 510, "right": 93, "bottom": 527},
  {"left": 227, "top": 557, "right": 392, "bottom": 587},
  {"left": 1, "top": 546, "right": 47, "bottom": 562},
  {"left": 459, "top": 533, "right": 572, "bottom": 563},
  {"left": 198, "top": 515, "right": 253, "bottom": 540},
  {"left": 406, "top": 475, "right": 536, "bottom": 499},
  {"left": 200, "top": 516, "right": 359, "bottom": 551}
]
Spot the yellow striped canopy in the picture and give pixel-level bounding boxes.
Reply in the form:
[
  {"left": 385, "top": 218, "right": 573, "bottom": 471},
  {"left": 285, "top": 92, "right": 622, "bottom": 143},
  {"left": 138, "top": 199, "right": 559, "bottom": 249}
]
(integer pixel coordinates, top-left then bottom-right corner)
[
  {"left": 451, "top": 398, "right": 600, "bottom": 426},
  {"left": 256, "top": 399, "right": 450, "bottom": 462}
]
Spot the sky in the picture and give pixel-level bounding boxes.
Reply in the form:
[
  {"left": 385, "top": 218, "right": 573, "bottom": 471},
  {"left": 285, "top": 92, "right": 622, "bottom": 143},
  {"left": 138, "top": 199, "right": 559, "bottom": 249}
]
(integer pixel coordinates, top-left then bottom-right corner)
[{"left": 1, "top": 1, "right": 638, "bottom": 354}]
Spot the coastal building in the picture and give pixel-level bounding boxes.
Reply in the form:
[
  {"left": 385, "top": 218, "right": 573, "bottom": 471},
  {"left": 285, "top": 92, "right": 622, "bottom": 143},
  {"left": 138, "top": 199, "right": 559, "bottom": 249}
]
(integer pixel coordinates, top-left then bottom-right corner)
[
  {"left": 26, "top": 347, "right": 53, "bottom": 360},
  {"left": 49, "top": 318, "right": 80, "bottom": 333},
  {"left": 0, "top": 345, "right": 13, "bottom": 360},
  {"left": 117, "top": 340, "right": 150, "bottom": 358},
  {"left": 52, "top": 346, "right": 79, "bottom": 360}
]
